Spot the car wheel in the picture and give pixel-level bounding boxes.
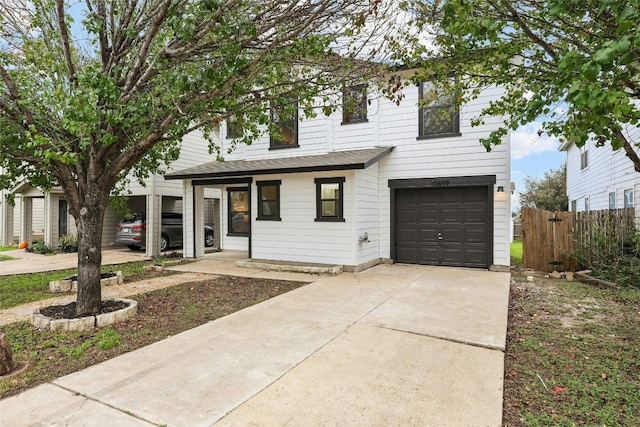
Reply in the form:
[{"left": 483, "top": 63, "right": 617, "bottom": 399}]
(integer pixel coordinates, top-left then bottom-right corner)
[
  {"left": 205, "top": 232, "right": 214, "bottom": 247},
  {"left": 127, "top": 244, "right": 142, "bottom": 251},
  {"left": 160, "top": 235, "right": 169, "bottom": 252}
]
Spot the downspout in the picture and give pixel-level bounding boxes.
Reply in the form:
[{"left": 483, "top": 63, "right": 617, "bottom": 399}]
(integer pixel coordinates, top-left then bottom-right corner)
[
  {"left": 192, "top": 184, "right": 197, "bottom": 258},
  {"left": 248, "top": 184, "right": 252, "bottom": 259}
]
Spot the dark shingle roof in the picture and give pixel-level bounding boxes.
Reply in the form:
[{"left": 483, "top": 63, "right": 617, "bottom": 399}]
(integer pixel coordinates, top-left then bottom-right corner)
[{"left": 164, "top": 146, "right": 394, "bottom": 180}]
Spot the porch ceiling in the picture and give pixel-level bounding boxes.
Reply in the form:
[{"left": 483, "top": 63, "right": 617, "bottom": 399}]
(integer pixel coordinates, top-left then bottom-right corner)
[{"left": 164, "top": 146, "right": 394, "bottom": 180}]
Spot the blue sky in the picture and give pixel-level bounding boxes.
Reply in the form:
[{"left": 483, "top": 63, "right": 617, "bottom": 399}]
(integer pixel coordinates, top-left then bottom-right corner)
[{"left": 510, "top": 121, "right": 566, "bottom": 211}]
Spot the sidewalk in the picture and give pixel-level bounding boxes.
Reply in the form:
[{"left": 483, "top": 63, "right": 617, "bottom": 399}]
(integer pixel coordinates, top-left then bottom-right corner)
[
  {"left": 0, "top": 261, "right": 510, "bottom": 426},
  {"left": 0, "top": 247, "right": 148, "bottom": 276}
]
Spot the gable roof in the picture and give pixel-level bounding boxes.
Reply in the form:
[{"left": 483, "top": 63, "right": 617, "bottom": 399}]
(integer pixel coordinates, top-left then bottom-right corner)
[{"left": 164, "top": 146, "right": 394, "bottom": 180}]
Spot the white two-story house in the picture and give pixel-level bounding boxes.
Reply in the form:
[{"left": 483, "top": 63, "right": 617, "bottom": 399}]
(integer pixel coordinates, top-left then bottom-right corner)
[
  {"left": 166, "top": 75, "right": 512, "bottom": 271},
  {"left": 560, "top": 124, "right": 640, "bottom": 226}
]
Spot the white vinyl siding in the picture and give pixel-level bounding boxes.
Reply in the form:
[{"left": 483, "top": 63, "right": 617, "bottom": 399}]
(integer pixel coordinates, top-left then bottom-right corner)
[
  {"left": 565, "top": 125, "right": 640, "bottom": 225},
  {"left": 250, "top": 171, "right": 354, "bottom": 265},
  {"left": 354, "top": 165, "right": 381, "bottom": 266}
]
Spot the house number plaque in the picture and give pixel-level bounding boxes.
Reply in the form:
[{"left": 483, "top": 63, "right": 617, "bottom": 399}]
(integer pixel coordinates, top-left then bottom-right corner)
[{"left": 431, "top": 179, "right": 450, "bottom": 187}]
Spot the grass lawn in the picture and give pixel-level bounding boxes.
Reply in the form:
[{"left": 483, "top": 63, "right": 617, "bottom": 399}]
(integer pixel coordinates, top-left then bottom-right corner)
[
  {"left": 0, "top": 246, "right": 17, "bottom": 252},
  {"left": 0, "top": 259, "right": 173, "bottom": 310},
  {"left": 0, "top": 254, "right": 16, "bottom": 261},
  {"left": 510, "top": 238, "right": 523, "bottom": 266},
  {"left": 503, "top": 273, "right": 640, "bottom": 426}
]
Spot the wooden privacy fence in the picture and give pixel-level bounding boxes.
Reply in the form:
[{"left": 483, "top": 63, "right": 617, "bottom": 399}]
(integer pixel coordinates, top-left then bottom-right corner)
[{"left": 521, "top": 207, "right": 636, "bottom": 272}]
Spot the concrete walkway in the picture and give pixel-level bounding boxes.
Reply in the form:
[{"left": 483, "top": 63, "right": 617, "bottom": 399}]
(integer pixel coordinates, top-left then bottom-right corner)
[
  {"left": 0, "top": 247, "right": 149, "bottom": 276},
  {"left": 0, "top": 260, "right": 510, "bottom": 427}
]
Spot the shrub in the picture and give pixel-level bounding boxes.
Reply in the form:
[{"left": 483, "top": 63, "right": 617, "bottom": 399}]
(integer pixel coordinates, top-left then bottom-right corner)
[
  {"left": 58, "top": 233, "right": 78, "bottom": 253},
  {"left": 572, "top": 222, "right": 640, "bottom": 288},
  {"left": 27, "top": 241, "right": 53, "bottom": 255}
]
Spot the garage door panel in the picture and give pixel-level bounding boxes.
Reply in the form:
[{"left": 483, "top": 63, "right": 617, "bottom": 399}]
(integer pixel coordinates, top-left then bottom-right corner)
[
  {"left": 397, "top": 210, "right": 418, "bottom": 223},
  {"left": 418, "top": 208, "right": 439, "bottom": 223},
  {"left": 441, "top": 228, "right": 462, "bottom": 244},
  {"left": 464, "top": 207, "right": 487, "bottom": 223},
  {"left": 395, "top": 186, "right": 490, "bottom": 269},
  {"left": 418, "top": 247, "right": 439, "bottom": 264},
  {"left": 397, "top": 228, "right": 419, "bottom": 243},
  {"left": 466, "top": 228, "right": 487, "bottom": 244},
  {"left": 440, "top": 208, "right": 463, "bottom": 224},
  {"left": 396, "top": 247, "right": 418, "bottom": 263},
  {"left": 463, "top": 248, "right": 488, "bottom": 267},
  {"left": 440, "top": 188, "right": 463, "bottom": 203},
  {"left": 463, "top": 187, "right": 487, "bottom": 202},
  {"left": 418, "top": 228, "right": 439, "bottom": 242}
]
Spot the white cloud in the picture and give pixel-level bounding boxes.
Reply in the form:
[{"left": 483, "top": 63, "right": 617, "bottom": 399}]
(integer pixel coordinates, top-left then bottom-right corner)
[{"left": 511, "top": 122, "right": 561, "bottom": 160}]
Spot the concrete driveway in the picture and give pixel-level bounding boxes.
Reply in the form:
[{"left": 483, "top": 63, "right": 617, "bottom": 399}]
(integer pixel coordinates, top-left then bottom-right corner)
[{"left": 0, "top": 262, "right": 510, "bottom": 426}]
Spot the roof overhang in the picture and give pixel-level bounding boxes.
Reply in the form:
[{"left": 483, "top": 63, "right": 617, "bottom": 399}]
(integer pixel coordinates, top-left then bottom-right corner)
[
  {"left": 558, "top": 140, "right": 572, "bottom": 151},
  {"left": 164, "top": 146, "right": 394, "bottom": 181}
]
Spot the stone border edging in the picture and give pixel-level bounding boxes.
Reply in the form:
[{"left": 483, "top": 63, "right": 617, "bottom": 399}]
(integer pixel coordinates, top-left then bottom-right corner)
[
  {"left": 30, "top": 298, "right": 138, "bottom": 332},
  {"left": 49, "top": 271, "right": 124, "bottom": 293}
]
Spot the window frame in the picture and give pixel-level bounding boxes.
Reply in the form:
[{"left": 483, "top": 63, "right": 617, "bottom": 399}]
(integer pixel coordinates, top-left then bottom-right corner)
[
  {"left": 256, "top": 180, "right": 281, "bottom": 221},
  {"left": 418, "top": 80, "right": 461, "bottom": 140},
  {"left": 314, "top": 177, "right": 345, "bottom": 222},
  {"left": 609, "top": 191, "right": 616, "bottom": 209},
  {"left": 227, "top": 187, "right": 250, "bottom": 236},
  {"left": 270, "top": 98, "right": 299, "bottom": 150},
  {"left": 342, "top": 84, "right": 368, "bottom": 124},
  {"left": 226, "top": 115, "right": 243, "bottom": 139},
  {"left": 584, "top": 197, "right": 590, "bottom": 212},
  {"left": 580, "top": 148, "right": 589, "bottom": 170},
  {"left": 624, "top": 188, "right": 634, "bottom": 208}
]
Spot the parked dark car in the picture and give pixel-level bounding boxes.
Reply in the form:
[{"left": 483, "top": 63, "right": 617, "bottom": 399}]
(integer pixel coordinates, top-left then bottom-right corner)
[{"left": 116, "top": 212, "right": 214, "bottom": 251}]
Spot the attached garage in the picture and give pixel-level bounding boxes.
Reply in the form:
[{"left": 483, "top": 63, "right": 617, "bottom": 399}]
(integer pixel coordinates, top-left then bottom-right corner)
[{"left": 390, "top": 176, "right": 496, "bottom": 269}]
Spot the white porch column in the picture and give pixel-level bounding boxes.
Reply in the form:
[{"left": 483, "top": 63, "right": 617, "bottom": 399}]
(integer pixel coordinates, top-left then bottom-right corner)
[
  {"left": 146, "top": 194, "right": 161, "bottom": 257},
  {"left": 0, "top": 193, "right": 13, "bottom": 246},
  {"left": 194, "top": 185, "right": 205, "bottom": 258},
  {"left": 43, "top": 193, "right": 57, "bottom": 248},
  {"left": 19, "top": 196, "right": 33, "bottom": 245},
  {"left": 182, "top": 180, "right": 204, "bottom": 258}
]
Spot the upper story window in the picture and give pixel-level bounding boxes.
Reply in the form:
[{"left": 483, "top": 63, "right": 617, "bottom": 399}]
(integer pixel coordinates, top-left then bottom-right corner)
[
  {"left": 624, "top": 188, "right": 634, "bottom": 208},
  {"left": 270, "top": 98, "right": 298, "bottom": 149},
  {"left": 580, "top": 148, "right": 589, "bottom": 170},
  {"left": 342, "top": 84, "right": 368, "bottom": 124},
  {"left": 571, "top": 200, "right": 577, "bottom": 213},
  {"left": 226, "top": 115, "right": 243, "bottom": 139},
  {"left": 418, "top": 81, "right": 460, "bottom": 139},
  {"left": 315, "top": 177, "right": 345, "bottom": 222},
  {"left": 584, "top": 197, "right": 590, "bottom": 212},
  {"left": 257, "top": 180, "right": 281, "bottom": 221},
  {"left": 609, "top": 192, "right": 616, "bottom": 209}
]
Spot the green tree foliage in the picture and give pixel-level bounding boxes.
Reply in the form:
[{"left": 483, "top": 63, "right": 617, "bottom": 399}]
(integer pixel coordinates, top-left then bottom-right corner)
[
  {"left": 397, "top": 0, "right": 640, "bottom": 171},
  {"left": 519, "top": 164, "right": 568, "bottom": 212},
  {"left": 0, "top": 0, "right": 400, "bottom": 315}
]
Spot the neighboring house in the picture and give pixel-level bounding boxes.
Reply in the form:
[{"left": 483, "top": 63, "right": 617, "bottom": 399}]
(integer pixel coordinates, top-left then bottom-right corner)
[
  {"left": 1, "top": 133, "right": 221, "bottom": 255},
  {"left": 166, "top": 74, "right": 512, "bottom": 271},
  {"left": 560, "top": 125, "right": 640, "bottom": 226}
]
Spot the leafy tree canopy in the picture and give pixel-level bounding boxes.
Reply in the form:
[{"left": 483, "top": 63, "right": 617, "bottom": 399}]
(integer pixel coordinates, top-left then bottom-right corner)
[
  {"left": 520, "top": 164, "right": 568, "bottom": 212},
  {"left": 397, "top": 0, "right": 640, "bottom": 172},
  {"left": 0, "top": 0, "right": 401, "bottom": 315}
]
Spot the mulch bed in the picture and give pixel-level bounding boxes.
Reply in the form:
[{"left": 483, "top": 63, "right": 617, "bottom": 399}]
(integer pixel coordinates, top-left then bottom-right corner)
[{"left": 39, "top": 300, "right": 130, "bottom": 320}]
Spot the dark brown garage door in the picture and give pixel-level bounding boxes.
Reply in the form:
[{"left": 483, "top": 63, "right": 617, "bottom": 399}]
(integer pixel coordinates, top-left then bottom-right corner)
[{"left": 395, "top": 186, "right": 489, "bottom": 268}]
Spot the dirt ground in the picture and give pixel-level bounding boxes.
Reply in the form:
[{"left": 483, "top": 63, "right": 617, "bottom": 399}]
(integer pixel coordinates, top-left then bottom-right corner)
[{"left": 0, "top": 275, "right": 306, "bottom": 398}]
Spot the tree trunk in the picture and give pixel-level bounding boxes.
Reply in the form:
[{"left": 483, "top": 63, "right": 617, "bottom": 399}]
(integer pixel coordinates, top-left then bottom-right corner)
[
  {"left": 0, "top": 332, "right": 16, "bottom": 376},
  {"left": 617, "top": 131, "right": 640, "bottom": 173},
  {"left": 74, "top": 183, "right": 109, "bottom": 316}
]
